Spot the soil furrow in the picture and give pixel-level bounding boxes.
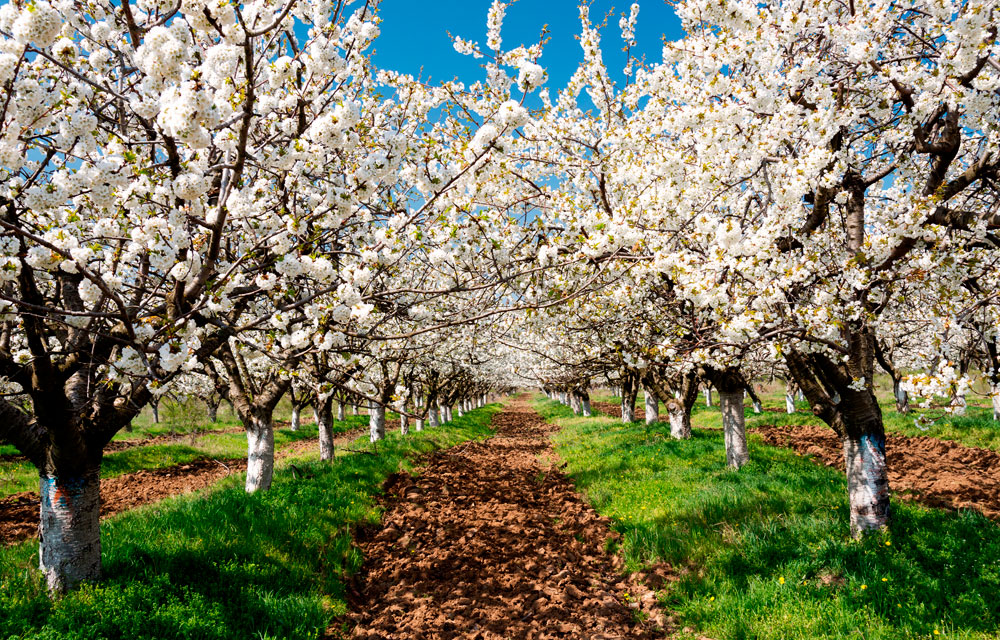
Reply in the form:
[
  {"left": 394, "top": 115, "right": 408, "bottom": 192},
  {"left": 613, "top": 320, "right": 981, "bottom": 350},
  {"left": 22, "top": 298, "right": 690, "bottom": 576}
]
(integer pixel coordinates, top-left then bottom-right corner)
[{"left": 339, "top": 398, "right": 662, "bottom": 639}]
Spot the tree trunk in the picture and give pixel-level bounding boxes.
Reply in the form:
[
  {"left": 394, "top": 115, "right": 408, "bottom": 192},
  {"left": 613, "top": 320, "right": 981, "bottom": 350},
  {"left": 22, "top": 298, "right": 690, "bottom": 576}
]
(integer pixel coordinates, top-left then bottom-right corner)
[
  {"left": 318, "top": 398, "right": 335, "bottom": 462},
  {"left": 842, "top": 411, "right": 891, "bottom": 536},
  {"left": 428, "top": 406, "right": 440, "bottom": 427},
  {"left": 444, "top": 405, "right": 453, "bottom": 423},
  {"left": 785, "top": 393, "right": 796, "bottom": 414},
  {"left": 245, "top": 416, "right": 275, "bottom": 492},
  {"left": 151, "top": 400, "right": 160, "bottom": 424},
  {"left": 337, "top": 401, "right": 345, "bottom": 421},
  {"left": 369, "top": 400, "right": 386, "bottom": 443},
  {"left": 352, "top": 403, "right": 359, "bottom": 416},
  {"left": 208, "top": 400, "right": 220, "bottom": 423},
  {"left": 400, "top": 412, "right": 409, "bottom": 435},
  {"left": 290, "top": 406, "right": 300, "bottom": 431},
  {"left": 720, "top": 390, "right": 749, "bottom": 469},
  {"left": 666, "top": 399, "right": 691, "bottom": 439},
  {"left": 39, "top": 467, "right": 102, "bottom": 593},
  {"left": 992, "top": 384, "right": 1000, "bottom": 422},
  {"left": 752, "top": 398, "right": 762, "bottom": 414},
  {"left": 892, "top": 378, "right": 909, "bottom": 414},
  {"left": 644, "top": 389, "right": 659, "bottom": 424},
  {"left": 457, "top": 404, "right": 465, "bottom": 418},
  {"left": 312, "top": 406, "right": 319, "bottom": 425},
  {"left": 705, "top": 387, "right": 713, "bottom": 407}
]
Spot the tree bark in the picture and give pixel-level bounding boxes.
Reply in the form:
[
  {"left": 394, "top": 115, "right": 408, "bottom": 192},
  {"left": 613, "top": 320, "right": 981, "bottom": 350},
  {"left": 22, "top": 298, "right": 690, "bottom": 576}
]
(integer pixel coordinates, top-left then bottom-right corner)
[
  {"left": 400, "top": 412, "right": 409, "bottom": 435},
  {"left": 705, "top": 386, "right": 713, "bottom": 407},
  {"left": 245, "top": 415, "right": 275, "bottom": 492},
  {"left": 993, "top": 384, "right": 1000, "bottom": 422},
  {"left": 337, "top": 401, "right": 345, "bottom": 421},
  {"left": 318, "top": 396, "right": 335, "bottom": 462},
  {"left": 666, "top": 399, "right": 691, "bottom": 439},
  {"left": 208, "top": 400, "right": 220, "bottom": 423},
  {"left": 39, "top": 466, "right": 102, "bottom": 593},
  {"left": 785, "top": 392, "right": 796, "bottom": 414},
  {"left": 428, "top": 406, "right": 440, "bottom": 427},
  {"left": 842, "top": 401, "right": 891, "bottom": 535},
  {"left": 290, "top": 406, "right": 300, "bottom": 431},
  {"left": 893, "top": 378, "right": 909, "bottom": 414},
  {"left": 720, "top": 390, "right": 749, "bottom": 469},
  {"left": 369, "top": 400, "right": 386, "bottom": 443},
  {"left": 151, "top": 400, "right": 160, "bottom": 424},
  {"left": 644, "top": 388, "right": 659, "bottom": 424}
]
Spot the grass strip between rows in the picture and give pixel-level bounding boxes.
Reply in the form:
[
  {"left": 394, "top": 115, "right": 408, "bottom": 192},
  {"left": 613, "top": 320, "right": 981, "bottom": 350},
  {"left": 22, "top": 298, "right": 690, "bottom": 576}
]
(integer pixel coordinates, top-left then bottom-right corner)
[
  {"left": 537, "top": 397, "right": 1000, "bottom": 640},
  {"left": 0, "top": 404, "right": 501, "bottom": 640}
]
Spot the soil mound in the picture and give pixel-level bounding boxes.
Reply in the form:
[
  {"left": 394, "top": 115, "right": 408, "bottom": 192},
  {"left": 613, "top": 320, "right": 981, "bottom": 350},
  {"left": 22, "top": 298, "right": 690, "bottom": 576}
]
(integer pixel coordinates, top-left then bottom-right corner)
[
  {"left": 753, "top": 424, "right": 1000, "bottom": 518},
  {"left": 337, "top": 398, "right": 664, "bottom": 639}
]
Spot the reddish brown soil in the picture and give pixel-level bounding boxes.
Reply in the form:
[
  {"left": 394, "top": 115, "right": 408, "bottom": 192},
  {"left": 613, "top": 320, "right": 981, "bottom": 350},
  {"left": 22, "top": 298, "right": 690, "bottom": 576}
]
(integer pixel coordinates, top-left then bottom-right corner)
[
  {"left": 592, "top": 401, "right": 646, "bottom": 422},
  {"left": 753, "top": 424, "right": 1000, "bottom": 518},
  {"left": 337, "top": 398, "right": 665, "bottom": 640},
  {"left": 0, "top": 427, "right": 365, "bottom": 545}
]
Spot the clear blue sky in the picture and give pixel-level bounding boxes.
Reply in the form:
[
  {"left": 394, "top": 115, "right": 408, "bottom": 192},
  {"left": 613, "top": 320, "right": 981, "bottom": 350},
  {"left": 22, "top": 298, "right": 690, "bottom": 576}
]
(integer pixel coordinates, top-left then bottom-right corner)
[{"left": 372, "top": 1, "right": 683, "bottom": 89}]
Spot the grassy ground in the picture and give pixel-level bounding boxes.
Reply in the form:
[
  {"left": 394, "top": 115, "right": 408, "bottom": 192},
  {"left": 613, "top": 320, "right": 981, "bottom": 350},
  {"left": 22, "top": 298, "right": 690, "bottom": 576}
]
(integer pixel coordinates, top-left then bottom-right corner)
[
  {"left": 538, "top": 397, "right": 1000, "bottom": 640},
  {"left": 593, "top": 379, "right": 1000, "bottom": 453},
  {"left": 0, "top": 403, "right": 502, "bottom": 640},
  {"left": 1, "top": 416, "right": 361, "bottom": 500}
]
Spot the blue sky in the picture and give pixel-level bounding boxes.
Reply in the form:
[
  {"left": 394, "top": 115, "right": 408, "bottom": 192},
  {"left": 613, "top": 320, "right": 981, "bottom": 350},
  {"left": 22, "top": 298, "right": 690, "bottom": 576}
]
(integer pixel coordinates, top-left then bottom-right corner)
[{"left": 372, "top": 1, "right": 683, "bottom": 90}]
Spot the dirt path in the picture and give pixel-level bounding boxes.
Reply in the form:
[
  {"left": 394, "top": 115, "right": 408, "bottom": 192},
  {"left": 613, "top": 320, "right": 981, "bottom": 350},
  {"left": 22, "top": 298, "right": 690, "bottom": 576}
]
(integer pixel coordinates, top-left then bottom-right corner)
[
  {"left": 0, "top": 427, "right": 365, "bottom": 545},
  {"left": 339, "top": 398, "right": 663, "bottom": 640},
  {"left": 753, "top": 424, "right": 1000, "bottom": 518}
]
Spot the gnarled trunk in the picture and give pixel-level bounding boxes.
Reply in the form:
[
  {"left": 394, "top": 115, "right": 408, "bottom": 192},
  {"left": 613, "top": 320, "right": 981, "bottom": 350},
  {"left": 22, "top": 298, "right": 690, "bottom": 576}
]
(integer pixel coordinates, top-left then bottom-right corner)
[
  {"left": 39, "top": 466, "right": 101, "bottom": 593},
  {"left": 245, "top": 416, "right": 275, "bottom": 492},
  {"left": 644, "top": 389, "right": 659, "bottom": 425},
  {"left": 369, "top": 401, "right": 386, "bottom": 443},
  {"left": 666, "top": 399, "right": 691, "bottom": 439},
  {"left": 720, "top": 390, "right": 748, "bottom": 469}
]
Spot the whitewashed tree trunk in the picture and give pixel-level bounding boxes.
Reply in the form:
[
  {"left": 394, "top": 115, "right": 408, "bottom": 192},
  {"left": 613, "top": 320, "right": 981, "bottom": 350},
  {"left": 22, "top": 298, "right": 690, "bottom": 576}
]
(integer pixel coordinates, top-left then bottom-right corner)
[
  {"left": 705, "top": 387, "right": 713, "bottom": 407},
  {"left": 351, "top": 403, "right": 359, "bottom": 416},
  {"left": 318, "top": 400, "right": 335, "bottom": 462},
  {"left": 720, "top": 390, "right": 749, "bottom": 469},
  {"left": 992, "top": 384, "right": 1000, "bottom": 421},
  {"left": 415, "top": 396, "right": 425, "bottom": 431},
  {"left": 290, "top": 406, "right": 300, "bottom": 431},
  {"left": 666, "top": 400, "right": 691, "bottom": 439},
  {"left": 312, "top": 406, "right": 319, "bottom": 425},
  {"left": 644, "top": 389, "right": 659, "bottom": 424},
  {"left": 336, "top": 401, "right": 345, "bottom": 421},
  {"left": 752, "top": 397, "right": 762, "bottom": 414},
  {"left": 400, "top": 412, "right": 409, "bottom": 435},
  {"left": 246, "top": 417, "right": 275, "bottom": 492},
  {"left": 785, "top": 393, "right": 796, "bottom": 414},
  {"left": 39, "top": 468, "right": 101, "bottom": 593},
  {"left": 621, "top": 398, "right": 635, "bottom": 423},
  {"left": 428, "top": 406, "right": 440, "bottom": 427},
  {"left": 843, "top": 433, "right": 890, "bottom": 535},
  {"left": 796, "top": 389, "right": 805, "bottom": 403},
  {"left": 892, "top": 379, "right": 910, "bottom": 414},
  {"left": 570, "top": 392, "right": 581, "bottom": 415},
  {"left": 369, "top": 401, "right": 386, "bottom": 443},
  {"left": 457, "top": 403, "right": 465, "bottom": 417}
]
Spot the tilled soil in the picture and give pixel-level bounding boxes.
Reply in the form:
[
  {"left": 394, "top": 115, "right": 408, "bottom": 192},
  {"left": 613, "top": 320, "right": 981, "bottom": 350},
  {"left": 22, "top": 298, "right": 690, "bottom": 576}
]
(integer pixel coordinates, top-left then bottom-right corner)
[
  {"left": 338, "top": 398, "right": 664, "bottom": 640},
  {"left": 753, "top": 424, "right": 1000, "bottom": 518},
  {"left": 591, "top": 401, "right": 645, "bottom": 422},
  {"left": 0, "top": 427, "right": 365, "bottom": 545}
]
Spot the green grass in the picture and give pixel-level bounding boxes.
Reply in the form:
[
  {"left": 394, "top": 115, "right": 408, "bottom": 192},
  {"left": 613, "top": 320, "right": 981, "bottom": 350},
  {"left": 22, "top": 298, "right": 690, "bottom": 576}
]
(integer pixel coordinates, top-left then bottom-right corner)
[
  {"left": 0, "top": 403, "right": 502, "bottom": 640},
  {"left": 538, "top": 397, "right": 1000, "bottom": 640},
  {"left": 1, "top": 418, "right": 364, "bottom": 500},
  {"left": 591, "top": 384, "right": 1000, "bottom": 454}
]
